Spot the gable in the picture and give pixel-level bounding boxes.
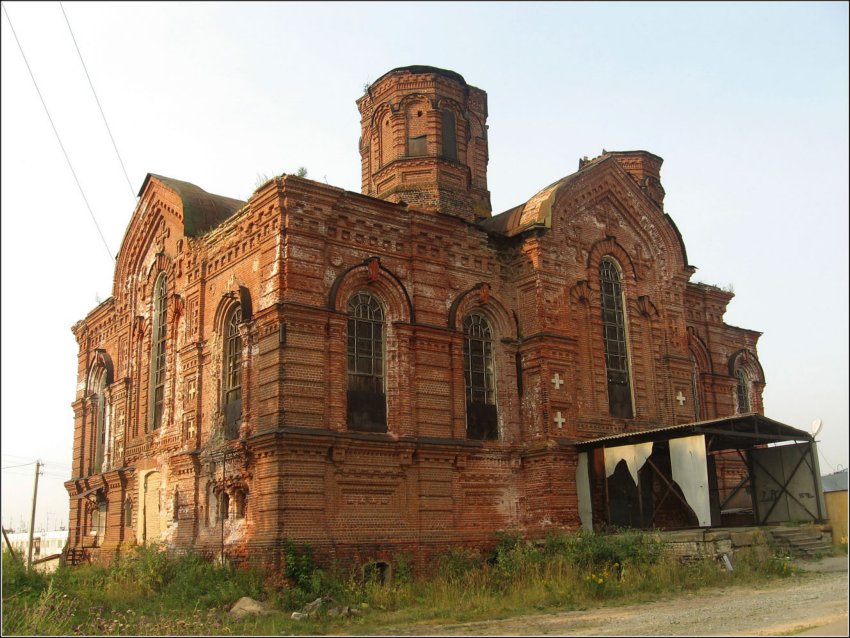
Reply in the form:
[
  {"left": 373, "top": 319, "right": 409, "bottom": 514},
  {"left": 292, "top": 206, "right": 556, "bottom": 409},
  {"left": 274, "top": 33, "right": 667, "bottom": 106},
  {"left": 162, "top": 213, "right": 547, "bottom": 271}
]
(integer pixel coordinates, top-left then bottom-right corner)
[
  {"left": 112, "top": 175, "right": 246, "bottom": 300},
  {"left": 482, "top": 154, "right": 690, "bottom": 277}
]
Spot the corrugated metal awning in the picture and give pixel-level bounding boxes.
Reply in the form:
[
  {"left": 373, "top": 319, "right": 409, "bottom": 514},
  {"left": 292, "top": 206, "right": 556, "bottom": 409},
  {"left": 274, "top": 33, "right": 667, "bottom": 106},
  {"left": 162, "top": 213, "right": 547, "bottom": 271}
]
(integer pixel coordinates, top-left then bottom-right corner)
[{"left": 575, "top": 413, "right": 812, "bottom": 451}]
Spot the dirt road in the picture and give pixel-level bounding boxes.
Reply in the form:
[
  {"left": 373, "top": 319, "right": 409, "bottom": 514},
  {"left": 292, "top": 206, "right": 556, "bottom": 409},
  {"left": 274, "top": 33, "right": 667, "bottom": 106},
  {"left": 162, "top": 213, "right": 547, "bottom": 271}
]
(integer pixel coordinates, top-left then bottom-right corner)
[{"left": 384, "top": 558, "right": 848, "bottom": 636}]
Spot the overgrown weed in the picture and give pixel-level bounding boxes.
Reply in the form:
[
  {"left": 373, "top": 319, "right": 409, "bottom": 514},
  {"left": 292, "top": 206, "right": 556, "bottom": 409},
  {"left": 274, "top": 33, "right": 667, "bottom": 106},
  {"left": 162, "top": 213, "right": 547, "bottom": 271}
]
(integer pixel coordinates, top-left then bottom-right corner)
[{"left": 2, "top": 530, "right": 814, "bottom": 635}]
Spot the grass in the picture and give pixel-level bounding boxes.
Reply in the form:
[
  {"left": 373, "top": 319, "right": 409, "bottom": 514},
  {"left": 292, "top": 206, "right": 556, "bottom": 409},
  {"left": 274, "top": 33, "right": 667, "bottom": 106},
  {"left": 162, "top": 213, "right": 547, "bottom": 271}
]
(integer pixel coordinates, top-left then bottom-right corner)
[{"left": 1, "top": 530, "right": 828, "bottom": 636}]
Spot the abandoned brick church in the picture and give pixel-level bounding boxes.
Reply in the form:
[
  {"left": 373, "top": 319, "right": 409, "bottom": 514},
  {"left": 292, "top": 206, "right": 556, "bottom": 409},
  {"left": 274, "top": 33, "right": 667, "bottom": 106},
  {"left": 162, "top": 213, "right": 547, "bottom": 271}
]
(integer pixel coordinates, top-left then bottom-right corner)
[{"left": 67, "top": 65, "right": 791, "bottom": 568}]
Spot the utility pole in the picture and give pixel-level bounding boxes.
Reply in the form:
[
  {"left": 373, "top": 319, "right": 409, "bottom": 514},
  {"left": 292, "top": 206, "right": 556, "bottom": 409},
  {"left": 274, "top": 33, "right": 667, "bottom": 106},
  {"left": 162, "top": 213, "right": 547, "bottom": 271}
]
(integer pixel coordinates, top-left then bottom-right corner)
[{"left": 26, "top": 460, "right": 42, "bottom": 572}]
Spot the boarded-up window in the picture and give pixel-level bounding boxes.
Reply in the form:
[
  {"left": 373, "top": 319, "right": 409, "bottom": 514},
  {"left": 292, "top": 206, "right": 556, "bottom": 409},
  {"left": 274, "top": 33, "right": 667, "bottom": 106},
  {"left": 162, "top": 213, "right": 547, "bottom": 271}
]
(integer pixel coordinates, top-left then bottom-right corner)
[
  {"left": 408, "top": 135, "right": 427, "bottom": 157},
  {"left": 600, "top": 258, "right": 633, "bottom": 418},
  {"left": 380, "top": 112, "right": 394, "bottom": 166},
  {"left": 463, "top": 313, "right": 498, "bottom": 440},
  {"left": 441, "top": 109, "right": 457, "bottom": 161},
  {"left": 347, "top": 292, "right": 387, "bottom": 431}
]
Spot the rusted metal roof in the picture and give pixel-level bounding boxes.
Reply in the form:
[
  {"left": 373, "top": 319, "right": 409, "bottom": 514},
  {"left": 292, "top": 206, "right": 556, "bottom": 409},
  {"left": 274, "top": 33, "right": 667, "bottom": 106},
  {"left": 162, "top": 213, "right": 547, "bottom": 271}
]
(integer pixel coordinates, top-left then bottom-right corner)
[
  {"left": 371, "top": 65, "right": 468, "bottom": 87},
  {"left": 575, "top": 413, "right": 812, "bottom": 451},
  {"left": 478, "top": 155, "right": 614, "bottom": 238},
  {"left": 138, "top": 173, "right": 246, "bottom": 237}
]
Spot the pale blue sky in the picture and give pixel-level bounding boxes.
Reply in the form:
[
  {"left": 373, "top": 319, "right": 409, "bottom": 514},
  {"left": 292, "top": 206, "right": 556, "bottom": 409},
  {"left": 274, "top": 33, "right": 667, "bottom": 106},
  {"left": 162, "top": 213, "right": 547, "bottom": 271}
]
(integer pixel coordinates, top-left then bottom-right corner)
[{"left": 2, "top": 1, "right": 847, "bottom": 530}]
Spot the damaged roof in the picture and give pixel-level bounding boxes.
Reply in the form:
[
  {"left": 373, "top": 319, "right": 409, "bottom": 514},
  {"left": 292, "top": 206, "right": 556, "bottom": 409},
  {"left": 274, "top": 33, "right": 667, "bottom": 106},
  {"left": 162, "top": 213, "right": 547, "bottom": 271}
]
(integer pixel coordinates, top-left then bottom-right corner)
[
  {"left": 139, "top": 173, "right": 247, "bottom": 237},
  {"left": 478, "top": 152, "right": 619, "bottom": 237}
]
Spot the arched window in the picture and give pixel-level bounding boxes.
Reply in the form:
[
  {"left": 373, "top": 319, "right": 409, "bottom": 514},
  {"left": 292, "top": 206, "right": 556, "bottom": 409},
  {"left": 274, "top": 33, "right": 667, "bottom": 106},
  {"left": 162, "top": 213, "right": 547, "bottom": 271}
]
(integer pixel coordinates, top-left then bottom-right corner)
[
  {"left": 206, "top": 482, "right": 215, "bottom": 527},
  {"left": 600, "top": 258, "right": 634, "bottom": 418},
  {"left": 690, "top": 353, "right": 702, "bottom": 421},
  {"left": 219, "top": 492, "right": 230, "bottom": 521},
  {"left": 441, "top": 109, "right": 457, "bottom": 161},
  {"left": 124, "top": 498, "right": 133, "bottom": 528},
  {"left": 347, "top": 292, "right": 386, "bottom": 432},
  {"left": 463, "top": 313, "right": 498, "bottom": 440},
  {"left": 406, "top": 102, "right": 428, "bottom": 157},
  {"left": 172, "top": 488, "right": 180, "bottom": 522},
  {"left": 92, "top": 371, "right": 108, "bottom": 474},
  {"left": 93, "top": 499, "right": 107, "bottom": 546},
  {"left": 149, "top": 273, "right": 168, "bottom": 430},
  {"left": 380, "top": 111, "right": 394, "bottom": 166},
  {"left": 223, "top": 305, "right": 242, "bottom": 438},
  {"left": 735, "top": 368, "right": 750, "bottom": 413},
  {"left": 233, "top": 489, "right": 247, "bottom": 519}
]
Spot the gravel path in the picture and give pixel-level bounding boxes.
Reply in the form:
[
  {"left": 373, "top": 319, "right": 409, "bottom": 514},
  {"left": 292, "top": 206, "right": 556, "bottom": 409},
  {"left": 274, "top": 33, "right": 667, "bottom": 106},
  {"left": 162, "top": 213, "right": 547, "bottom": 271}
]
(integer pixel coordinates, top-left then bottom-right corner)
[{"left": 383, "top": 558, "right": 848, "bottom": 636}]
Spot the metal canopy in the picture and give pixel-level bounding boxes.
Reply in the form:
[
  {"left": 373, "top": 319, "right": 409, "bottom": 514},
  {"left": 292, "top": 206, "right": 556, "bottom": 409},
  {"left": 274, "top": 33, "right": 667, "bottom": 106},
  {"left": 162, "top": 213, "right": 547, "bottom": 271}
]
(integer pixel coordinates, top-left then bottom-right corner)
[
  {"left": 575, "top": 413, "right": 812, "bottom": 452},
  {"left": 574, "top": 414, "right": 825, "bottom": 530}
]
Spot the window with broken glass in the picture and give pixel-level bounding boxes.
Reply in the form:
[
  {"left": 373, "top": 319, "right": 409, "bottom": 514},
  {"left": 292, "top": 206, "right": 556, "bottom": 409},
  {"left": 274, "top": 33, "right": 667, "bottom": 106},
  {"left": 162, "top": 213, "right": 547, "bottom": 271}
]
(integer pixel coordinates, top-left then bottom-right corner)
[
  {"left": 600, "top": 258, "right": 634, "bottom": 418},
  {"left": 463, "top": 313, "right": 498, "bottom": 440},
  {"left": 347, "top": 292, "right": 387, "bottom": 431},
  {"left": 735, "top": 368, "right": 750, "bottom": 413},
  {"left": 150, "top": 273, "right": 167, "bottom": 430}
]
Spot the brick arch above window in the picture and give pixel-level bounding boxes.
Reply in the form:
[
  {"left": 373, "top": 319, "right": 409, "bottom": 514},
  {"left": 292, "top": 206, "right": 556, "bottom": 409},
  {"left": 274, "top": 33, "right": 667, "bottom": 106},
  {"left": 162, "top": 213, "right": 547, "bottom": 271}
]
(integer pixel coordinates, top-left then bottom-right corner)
[
  {"left": 86, "top": 349, "right": 114, "bottom": 394},
  {"left": 212, "top": 285, "right": 252, "bottom": 335},
  {"left": 727, "top": 348, "right": 765, "bottom": 384},
  {"left": 586, "top": 236, "right": 638, "bottom": 282},
  {"left": 448, "top": 283, "right": 516, "bottom": 339},
  {"left": 687, "top": 327, "right": 713, "bottom": 374},
  {"left": 398, "top": 93, "right": 434, "bottom": 112},
  {"left": 328, "top": 257, "right": 414, "bottom": 323}
]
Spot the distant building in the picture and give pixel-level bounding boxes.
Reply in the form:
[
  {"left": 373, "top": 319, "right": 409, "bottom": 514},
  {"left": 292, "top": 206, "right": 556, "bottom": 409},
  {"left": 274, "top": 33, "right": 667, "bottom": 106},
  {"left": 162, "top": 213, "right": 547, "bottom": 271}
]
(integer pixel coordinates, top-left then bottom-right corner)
[
  {"left": 822, "top": 469, "right": 848, "bottom": 543},
  {"left": 4, "top": 530, "right": 68, "bottom": 573},
  {"left": 66, "top": 65, "right": 817, "bottom": 570}
]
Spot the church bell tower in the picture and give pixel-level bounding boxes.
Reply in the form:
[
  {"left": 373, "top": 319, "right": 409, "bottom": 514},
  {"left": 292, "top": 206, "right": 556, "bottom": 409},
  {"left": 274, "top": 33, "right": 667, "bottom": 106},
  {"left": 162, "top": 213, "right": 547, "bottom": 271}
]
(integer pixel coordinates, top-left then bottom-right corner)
[{"left": 357, "top": 66, "right": 491, "bottom": 222}]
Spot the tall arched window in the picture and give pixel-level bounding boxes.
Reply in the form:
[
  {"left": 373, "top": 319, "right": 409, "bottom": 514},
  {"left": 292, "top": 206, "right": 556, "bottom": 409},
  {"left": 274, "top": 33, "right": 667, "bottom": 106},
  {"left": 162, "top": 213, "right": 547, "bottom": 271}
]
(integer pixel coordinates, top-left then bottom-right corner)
[
  {"left": 223, "top": 305, "right": 242, "bottom": 438},
  {"left": 149, "top": 273, "right": 168, "bottom": 430},
  {"left": 347, "top": 292, "right": 386, "bottom": 432},
  {"left": 735, "top": 368, "right": 750, "bottom": 413},
  {"left": 92, "top": 370, "right": 107, "bottom": 474},
  {"left": 463, "top": 313, "right": 498, "bottom": 440},
  {"left": 600, "top": 258, "right": 634, "bottom": 419},
  {"left": 441, "top": 109, "right": 457, "bottom": 161},
  {"left": 690, "top": 353, "right": 702, "bottom": 421}
]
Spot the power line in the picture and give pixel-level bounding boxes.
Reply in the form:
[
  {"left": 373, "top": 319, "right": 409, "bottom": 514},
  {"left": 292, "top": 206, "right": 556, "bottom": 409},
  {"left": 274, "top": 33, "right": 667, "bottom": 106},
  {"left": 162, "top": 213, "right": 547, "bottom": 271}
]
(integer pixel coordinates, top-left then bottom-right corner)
[
  {"left": 1, "top": 462, "right": 36, "bottom": 470},
  {"left": 60, "top": 1, "right": 136, "bottom": 205},
  {"left": 2, "top": 1, "right": 115, "bottom": 264}
]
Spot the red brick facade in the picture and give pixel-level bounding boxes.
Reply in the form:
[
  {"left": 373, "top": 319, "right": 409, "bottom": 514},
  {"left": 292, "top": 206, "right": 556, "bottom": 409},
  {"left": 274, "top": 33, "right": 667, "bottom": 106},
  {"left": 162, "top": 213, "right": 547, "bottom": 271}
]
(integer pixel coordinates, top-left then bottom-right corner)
[{"left": 66, "top": 66, "right": 765, "bottom": 569}]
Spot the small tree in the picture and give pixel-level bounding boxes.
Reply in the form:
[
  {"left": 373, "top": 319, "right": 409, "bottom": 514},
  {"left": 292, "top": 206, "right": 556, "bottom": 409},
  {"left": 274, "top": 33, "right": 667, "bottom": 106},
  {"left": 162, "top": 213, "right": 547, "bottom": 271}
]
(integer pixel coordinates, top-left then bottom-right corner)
[{"left": 295, "top": 166, "right": 308, "bottom": 178}]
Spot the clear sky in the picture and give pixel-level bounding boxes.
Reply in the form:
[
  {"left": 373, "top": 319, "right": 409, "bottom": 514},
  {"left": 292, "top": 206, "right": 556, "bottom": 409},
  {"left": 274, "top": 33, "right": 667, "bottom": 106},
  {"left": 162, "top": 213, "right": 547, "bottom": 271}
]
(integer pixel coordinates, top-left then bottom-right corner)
[{"left": 2, "top": 1, "right": 848, "bottom": 532}]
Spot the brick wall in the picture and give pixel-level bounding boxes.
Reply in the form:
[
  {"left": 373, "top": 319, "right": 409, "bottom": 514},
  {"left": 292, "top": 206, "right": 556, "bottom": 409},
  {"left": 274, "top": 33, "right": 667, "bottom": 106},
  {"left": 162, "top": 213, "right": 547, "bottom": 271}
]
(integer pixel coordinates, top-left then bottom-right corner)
[{"left": 65, "top": 68, "right": 766, "bottom": 570}]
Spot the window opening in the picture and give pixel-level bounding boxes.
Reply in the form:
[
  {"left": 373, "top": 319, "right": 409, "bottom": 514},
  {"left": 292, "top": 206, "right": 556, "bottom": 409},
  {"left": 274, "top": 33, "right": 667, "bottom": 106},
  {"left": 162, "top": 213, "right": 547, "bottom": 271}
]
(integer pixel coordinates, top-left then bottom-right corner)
[
  {"left": 124, "top": 498, "right": 133, "bottom": 528},
  {"left": 362, "top": 561, "right": 391, "bottom": 586},
  {"left": 600, "top": 259, "right": 634, "bottom": 418},
  {"left": 347, "top": 292, "right": 387, "bottom": 431},
  {"left": 224, "top": 305, "right": 242, "bottom": 438},
  {"left": 219, "top": 492, "right": 230, "bottom": 521},
  {"left": 94, "top": 501, "right": 107, "bottom": 546},
  {"left": 441, "top": 109, "right": 457, "bottom": 161},
  {"left": 463, "top": 313, "right": 498, "bottom": 440},
  {"left": 93, "top": 371, "right": 107, "bottom": 474},
  {"left": 690, "top": 354, "right": 702, "bottom": 421},
  {"left": 735, "top": 368, "right": 750, "bottom": 413},
  {"left": 150, "top": 273, "right": 167, "bottom": 430}
]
